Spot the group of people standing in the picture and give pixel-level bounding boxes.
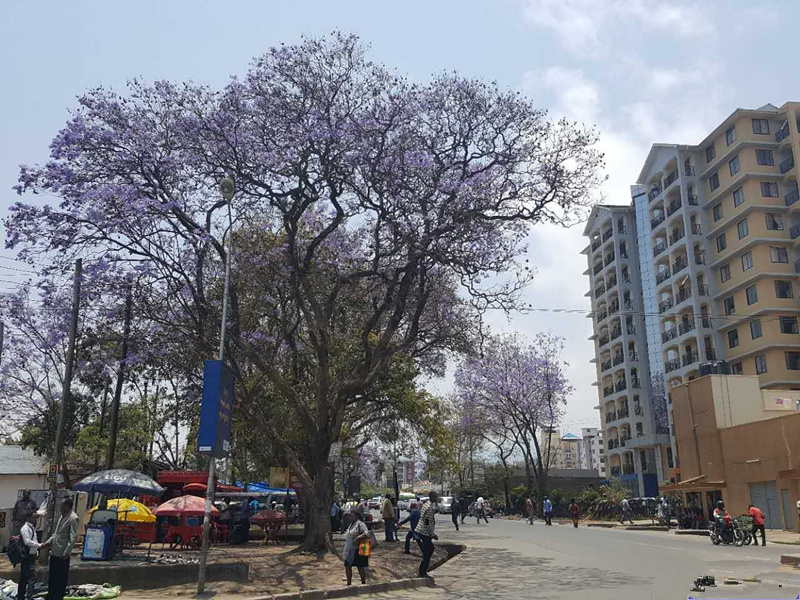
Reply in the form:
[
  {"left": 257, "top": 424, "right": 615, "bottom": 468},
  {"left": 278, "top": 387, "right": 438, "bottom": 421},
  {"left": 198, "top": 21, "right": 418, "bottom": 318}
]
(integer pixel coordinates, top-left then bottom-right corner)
[{"left": 525, "top": 496, "right": 580, "bottom": 526}]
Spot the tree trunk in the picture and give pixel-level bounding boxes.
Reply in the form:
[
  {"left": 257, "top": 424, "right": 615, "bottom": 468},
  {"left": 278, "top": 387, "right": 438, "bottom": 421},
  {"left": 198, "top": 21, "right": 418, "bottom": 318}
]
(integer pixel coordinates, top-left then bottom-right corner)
[
  {"left": 299, "top": 461, "right": 335, "bottom": 552},
  {"left": 502, "top": 474, "right": 511, "bottom": 513}
]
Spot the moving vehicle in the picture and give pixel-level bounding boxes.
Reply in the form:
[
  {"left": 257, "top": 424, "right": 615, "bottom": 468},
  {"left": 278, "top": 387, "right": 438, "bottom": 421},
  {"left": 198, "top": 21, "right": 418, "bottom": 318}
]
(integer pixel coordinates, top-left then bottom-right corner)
[
  {"left": 708, "top": 518, "right": 745, "bottom": 546},
  {"left": 397, "top": 492, "right": 417, "bottom": 511},
  {"left": 367, "top": 496, "right": 382, "bottom": 510},
  {"left": 438, "top": 496, "right": 454, "bottom": 514}
]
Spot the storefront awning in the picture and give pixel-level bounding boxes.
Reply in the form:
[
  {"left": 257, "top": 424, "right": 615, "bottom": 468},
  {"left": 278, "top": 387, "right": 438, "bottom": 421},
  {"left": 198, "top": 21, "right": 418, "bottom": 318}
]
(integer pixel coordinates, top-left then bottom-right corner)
[{"left": 660, "top": 474, "right": 727, "bottom": 492}]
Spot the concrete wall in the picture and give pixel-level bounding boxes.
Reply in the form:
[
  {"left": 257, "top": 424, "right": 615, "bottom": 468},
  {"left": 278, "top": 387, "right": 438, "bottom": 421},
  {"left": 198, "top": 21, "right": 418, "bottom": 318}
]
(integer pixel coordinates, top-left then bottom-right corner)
[{"left": 0, "top": 474, "right": 47, "bottom": 509}]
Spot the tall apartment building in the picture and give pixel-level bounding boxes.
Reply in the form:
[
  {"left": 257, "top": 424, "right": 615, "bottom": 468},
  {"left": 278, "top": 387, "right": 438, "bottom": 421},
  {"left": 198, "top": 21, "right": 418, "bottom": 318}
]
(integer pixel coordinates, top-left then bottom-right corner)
[
  {"left": 577, "top": 427, "right": 606, "bottom": 476},
  {"left": 584, "top": 101, "right": 800, "bottom": 491}
]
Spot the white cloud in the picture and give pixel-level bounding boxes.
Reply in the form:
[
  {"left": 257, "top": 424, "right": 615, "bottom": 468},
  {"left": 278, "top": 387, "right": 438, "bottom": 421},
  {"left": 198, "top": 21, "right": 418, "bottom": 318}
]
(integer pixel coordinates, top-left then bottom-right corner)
[{"left": 522, "top": 66, "right": 601, "bottom": 122}]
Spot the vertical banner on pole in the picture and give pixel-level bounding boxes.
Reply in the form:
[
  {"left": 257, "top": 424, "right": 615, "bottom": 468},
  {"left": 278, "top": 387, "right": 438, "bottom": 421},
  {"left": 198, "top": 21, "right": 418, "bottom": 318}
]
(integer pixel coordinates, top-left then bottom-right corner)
[{"left": 197, "top": 360, "right": 234, "bottom": 457}]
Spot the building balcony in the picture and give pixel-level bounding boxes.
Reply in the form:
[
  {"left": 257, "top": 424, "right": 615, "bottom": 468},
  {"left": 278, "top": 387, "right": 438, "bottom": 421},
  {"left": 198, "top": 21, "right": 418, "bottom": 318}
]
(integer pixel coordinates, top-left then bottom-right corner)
[
  {"left": 595, "top": 285, "right": 606, "bottom": 298},
  {"left": 664, "top": 170, "right": 679, "bottom": 189},
  {"left": 607, "top": 276, "right": 618, "bottom": 290},
  {"left": 691, "top": 223, "right": 702, "bottom": 235},
  {"left": 608, "top": 438, "right": 620, "bottom": 450},
  {"left": 780, "top": 156, "right": 795, "bottom": 174},
  {"left": 667, "top": 198, "right": 682, "bottom": 217},
  {"left": 669, "top": 228, "right": 685, "bottom": 245},
  {"left": 678, "top": 318, "right": 696, "bottom": 336},
  {"left": 610, "top": 327, "right": 622, "bottom": 341},
  {"left": 651, "top": 214, "right": 665, "bottom": 230},
  {"left": 685, "top": 165, "right": 696, "bottom": 177},
  {"left": 622, "top": 464, "right": 635, "bottom": 475},
  {"left": 631, "top": 377, "right": 640, "bottom": 389},
  {"left": 596, "top": 310, "right": 608, "bottom": 323},
  {"left": 634, "top": 405, "right": 643, "bottom": 416},
  {"left": 659, "top": 297, "right": 674, "bottom": 313},
  {"left": 605, "top": 253, "right": 616, "bottom": 266},
  {"left": 626, "top": 324, "right": 636, "bottom": 336},
  {"left": 609, "top": 301, "right": 620, "bottom": 315},
  {"left": 615, "top": 379, "right": 627, "bottom": 393},
  {"left": 662, "top": 328, "right": 677, "bottom": 343},
  {"left": 665, "top": 358, "right": 681, "bottom": 373},
  {"left": 673, "top": 256, "right": 688, "bottom": 274},
  {"left": 694, "top": 252, "right": 704, "bottom": 265},
  {"left": 628, "top": 351, "right": 638, "bottom": 362},
  {"left": 603, "top": 385, "right": 614, "bottom": 398},
  {"left": 705, "top": 348, "right": 717, "bottom": 361},
  {"left": 656, "top": 269, "right": 671, "bottom": 285},
  {"left": 701, "top": 316, "right": 712, "bottom": 328},
  {"left": 612, "top": 353, "right": 624, "bottom": 366},
  {"left": 653, "top": 242, "right": 667, "bottom": 257},
  {"left": 599, "top": 335, "right": 610, "bottom": 347},
  {"left": 606, "top": 411, "right": 617, "bottom": 423},
  {"left": 682, "top": 351, "right": 699, "bottom": 367},
  {"left": 791, "top": 224, "right": 800, "bottom": 240},
  {"left": 591, "top": 239, "right": 601, "bottom": 252},
  {"left": 687, "top": 193, "right": 698, "bottom": 206},
  {"left": 624, "top": 299, "right": 634, "bottom": 311},
  {"left": 610, "top": 465, "right": 621, "bottom": 476},
  {"left": 795, "top": 259, "right": 800, "bottom": 274},
  {"left": 618, "top": 408, "right": 630, "bottom": 419},
  {"left": 777, "top": 123, "right": 791, "bottom": 143},
  {"left": 648, "top": 186, "right": 662, "bottom": 201},
  {"left": 698, "top": 283, "right": 709, "bottom": 296},
  {"left": 593, "top": 263, "right": 603, "bottom": 275},
  {"left": 600, "top": 359, "right": 612, "bottom": 372},
  {"left": 676, "top": 287, "right": 692, "bottom": 305},
  {"left": 602, "top": 229, "right": 613, "bottom": 242},
  {"left": 785, "top": 189, "right": 799, "bottom": 207}
]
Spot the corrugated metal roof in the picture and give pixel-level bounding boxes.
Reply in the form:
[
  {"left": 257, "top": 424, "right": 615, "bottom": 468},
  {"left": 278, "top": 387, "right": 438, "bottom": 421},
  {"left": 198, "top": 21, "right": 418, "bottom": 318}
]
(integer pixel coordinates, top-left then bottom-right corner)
[{"left": 0, "top": 445, "right": 47, "bottom": 475}]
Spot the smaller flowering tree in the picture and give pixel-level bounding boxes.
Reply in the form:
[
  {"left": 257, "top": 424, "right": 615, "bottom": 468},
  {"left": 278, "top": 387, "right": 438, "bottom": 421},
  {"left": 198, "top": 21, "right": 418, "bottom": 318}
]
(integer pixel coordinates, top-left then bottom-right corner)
[{"left": 455, "top": 331, "right": 572, "bottom": 497}]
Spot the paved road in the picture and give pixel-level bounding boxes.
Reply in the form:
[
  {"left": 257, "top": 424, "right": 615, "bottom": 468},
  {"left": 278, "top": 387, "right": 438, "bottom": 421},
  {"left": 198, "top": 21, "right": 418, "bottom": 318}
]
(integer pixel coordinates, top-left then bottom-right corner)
[{"left": 365, "top": 516, "right": 800, "bottom": 600}]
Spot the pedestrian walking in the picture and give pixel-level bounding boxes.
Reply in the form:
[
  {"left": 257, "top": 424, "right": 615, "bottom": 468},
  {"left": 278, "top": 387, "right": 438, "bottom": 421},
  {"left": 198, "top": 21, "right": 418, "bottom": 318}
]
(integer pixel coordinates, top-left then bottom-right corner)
[
  {"left": 543, "top": 497, "right": 553, "bottom": 526},
  {"left": 525, "top": 497, "right": 534, "bottom": 524},
  {"left": 619, "top": 497, "right": 634, "bottom": 524},
  {"left": 569, "top": 499, "right": 580, "bottom": 528},
  {"left": 748, "top": 504, "right": 766, "bottom": 546},
  {"left": 398, "top": 501, "right": 421, "bottom": 553},
  {"left": 459, "top": 498, "right": 466, "bottom": 524},
  {"left": 451, "top": 498, "right": 460, "bottom": 531},
  {"left": 44, "top": 497, "right": 79, "bottom": 600},
  {"left": 381, "top": 493, "right": 396, "bottom": 542},
  {"left": 657, "top": 497, "right": 670, "bottom": 529},
  {"left": 17, "top": 510, "right": 40, "bottom": 600},
  {"left": 475, "top": 496, "right": 489, "bottom": 524},
  {"left": 11, "top": 490, "right": 38, "bottom": 537},
  {"left": 416, "top": 492, "right": 439, "bottom": 578},
  {"left": 331, "top": 499, "right": 341, "bottom": 534},
  {"left": 342, "top": 505, "right": 375, "bottom": 586}
]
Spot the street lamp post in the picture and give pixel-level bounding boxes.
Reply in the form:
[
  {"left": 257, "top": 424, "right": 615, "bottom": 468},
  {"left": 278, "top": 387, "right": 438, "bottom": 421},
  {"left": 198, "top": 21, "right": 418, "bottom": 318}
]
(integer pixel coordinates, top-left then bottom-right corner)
[{"left": 197, "top": 178, "right": 235, "bottom": 594}]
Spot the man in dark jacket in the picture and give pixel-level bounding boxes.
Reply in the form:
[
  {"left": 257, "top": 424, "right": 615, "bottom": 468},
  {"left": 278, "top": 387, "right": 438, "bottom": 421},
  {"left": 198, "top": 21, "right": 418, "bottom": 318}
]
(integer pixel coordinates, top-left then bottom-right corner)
[{"left": 398, "top": 501, "right": 421, "bottom": 554}]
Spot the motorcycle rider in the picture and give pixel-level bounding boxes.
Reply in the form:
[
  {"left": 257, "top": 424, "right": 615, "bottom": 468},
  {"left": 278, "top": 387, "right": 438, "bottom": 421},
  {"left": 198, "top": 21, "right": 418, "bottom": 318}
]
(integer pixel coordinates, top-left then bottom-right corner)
[{"left": 712, "top": 500, "right": 732, "bottom": 537}]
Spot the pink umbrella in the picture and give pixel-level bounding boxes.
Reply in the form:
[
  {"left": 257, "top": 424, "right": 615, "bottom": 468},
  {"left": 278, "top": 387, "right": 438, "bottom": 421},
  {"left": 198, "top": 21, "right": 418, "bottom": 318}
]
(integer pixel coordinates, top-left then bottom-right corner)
[{"left": 154, "top": 495, "right": 220, "bottom": 517}]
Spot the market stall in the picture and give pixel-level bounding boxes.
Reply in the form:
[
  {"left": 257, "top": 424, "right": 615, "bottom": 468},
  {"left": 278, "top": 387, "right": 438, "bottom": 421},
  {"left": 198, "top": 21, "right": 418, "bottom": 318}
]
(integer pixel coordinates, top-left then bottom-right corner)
[{"left": 153, "top": 495, "right": 222, "bottom": 550}]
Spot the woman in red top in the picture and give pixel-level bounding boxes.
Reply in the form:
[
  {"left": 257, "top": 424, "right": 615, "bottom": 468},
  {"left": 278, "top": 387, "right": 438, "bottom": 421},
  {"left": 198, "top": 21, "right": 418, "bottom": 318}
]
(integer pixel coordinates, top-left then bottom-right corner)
[
  {"left": 748, "top": 504, "right": 766, "bottom": 546},
  {"left": 569, "top": 499, "right": 580, "bottom": 528}
]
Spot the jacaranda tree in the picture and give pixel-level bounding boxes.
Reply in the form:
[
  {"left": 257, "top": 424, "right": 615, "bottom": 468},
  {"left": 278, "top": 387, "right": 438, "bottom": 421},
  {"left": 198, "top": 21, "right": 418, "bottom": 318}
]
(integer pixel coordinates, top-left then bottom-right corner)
[{"left": 8, "top": 32, "right": 602, "bottom": 550}]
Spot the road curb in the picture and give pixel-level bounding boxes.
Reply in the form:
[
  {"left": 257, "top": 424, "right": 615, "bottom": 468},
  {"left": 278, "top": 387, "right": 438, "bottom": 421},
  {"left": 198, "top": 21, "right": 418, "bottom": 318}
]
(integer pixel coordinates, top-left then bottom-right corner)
[
  {"left": 780, "top": 553, "right": 800, "bottom": 566},
  {"left": 252, "top": 577, "right": 436, "bottom": 600}
]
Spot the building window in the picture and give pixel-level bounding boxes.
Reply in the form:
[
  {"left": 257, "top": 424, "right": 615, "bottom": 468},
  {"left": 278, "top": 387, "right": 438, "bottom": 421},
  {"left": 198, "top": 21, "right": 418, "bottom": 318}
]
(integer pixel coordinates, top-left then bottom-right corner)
[
  {"left": 731, "top": 361, "right": 743, "bottom": 375},
  {"left": 713, "top": 203, "right": 723, "bottom": 221},
  {"left": 770, "top": 246, "right": 788, "bottom": 263},
  {"left": 729, "top": 156, "right": 740, "bottom": 176},
  {"left": 710, "top": 172, "right": 720, "bottom": 192},
  {"left": 723, "top": 296, "right": 735, "bottom": 315},
  {"left": 756, "top": 149, "right": 775, "bottom": 166},
  {"left": 755, "top": 354, "right": 768, "bottom": 374},
  {"left": 786, "top": 352, "right": 800, "bottom": 370},
  {"left": 733, "top": 187, "right": 745, "bottom": 207},
  {"left": 750, "top": 319, "right": 763, "bottom": 339},
  {"left": 706, "top": 144, "right": 716, "bottom": 163},
  {"left": 752, "top": 119, "right": 770, "bottom": 135},
  {"left": 620, "top": 241, "right": 628, "bottom": 258},
  {"left": 780, "top": 316, "right": 799, "bottom": 334},
  {"left": 728, "top": 329, "right": 739, "bottom": 348},
  {"left": 746, "top": 284, "right": 758, "bottom": 305},
  {"left": 775, "top": 279, "right": 794, "bottom": 298},
  {"left": 716, "top": 233, "right": 727, "bottom": 253},
  {"left": 766, "top": 213, "right": 784, "bottom": 230},
  {"left": 667, "top": 447, "right": 674, "bottom": 469},
  {"left": 761, "top": 181, "right": 779, "bottom": 197},
  {"left": 726, "top": 126, "right": 737, "bottom": 146},
  {"left": 741, "top": 251, "right": 753, "bottom": 271},
  {"left": 737, "top": 218, "right": 749, "bottom": 239},
  {"left": 720, "top": 263, "right": 731, "bottom": 282},
  {"left": 617, "top": 217, "right": 626, "bottom": 234}
]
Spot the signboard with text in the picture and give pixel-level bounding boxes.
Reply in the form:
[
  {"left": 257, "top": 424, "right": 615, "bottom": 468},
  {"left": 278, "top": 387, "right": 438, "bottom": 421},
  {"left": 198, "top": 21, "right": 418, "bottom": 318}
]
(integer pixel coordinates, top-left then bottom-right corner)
[{"left": 197, "top": 360, "right": 235, "bottom": 457}]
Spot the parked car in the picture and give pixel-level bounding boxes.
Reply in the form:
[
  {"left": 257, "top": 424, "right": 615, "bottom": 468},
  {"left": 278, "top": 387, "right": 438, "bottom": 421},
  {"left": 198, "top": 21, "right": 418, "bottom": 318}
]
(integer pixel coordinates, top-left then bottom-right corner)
[
  {"left": 438, "top": 496, "right": 454, "bottom": 514},
  {"left": 397, "top": 493, "right": 417, "bottom": 511},
  {"left": 367, "top": 496, "right": 382, "bottom": 510}
]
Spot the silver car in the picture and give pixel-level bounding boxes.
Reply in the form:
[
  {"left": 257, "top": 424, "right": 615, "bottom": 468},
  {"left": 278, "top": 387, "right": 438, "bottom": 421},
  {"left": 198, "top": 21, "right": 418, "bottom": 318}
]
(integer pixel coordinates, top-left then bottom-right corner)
[{"left": 438, "top": 496, "right": 454, "bottom": 514}]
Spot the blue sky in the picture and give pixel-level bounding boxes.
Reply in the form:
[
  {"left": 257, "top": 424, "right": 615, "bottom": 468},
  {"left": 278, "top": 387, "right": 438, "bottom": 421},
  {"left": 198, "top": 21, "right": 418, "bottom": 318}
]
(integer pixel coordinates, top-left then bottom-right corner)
[{"left": 2, "top": 0, "right": 799, "bottom": 432}]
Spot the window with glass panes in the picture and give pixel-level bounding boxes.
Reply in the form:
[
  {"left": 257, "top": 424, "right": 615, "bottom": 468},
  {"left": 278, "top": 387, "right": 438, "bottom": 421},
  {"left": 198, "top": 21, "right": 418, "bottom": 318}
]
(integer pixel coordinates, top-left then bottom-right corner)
[
  {"left": 756, "top": 149, "right": 774, "bottom": 165},
  {"left": 752, "top": 119, "right": 770, "bottom": 135},
  {"left": 713, "top": 203, "right": 723, "bottom": 221},
  {"left": 720, "top": 263, "right": 731, "bottom": 282},
  {"left": 755, "top": 354, "right": 767, "bottom": 374},
  {"left": 775, "top": 280, "right": 794, "bottom": 298},
  {"left": 729, "top": 156, "right": 740, "bottom": 176},
  {"left": 737, "top": 219, "right": 749, "bottom": 239},
  {"left": 723, "top": 296, "right": 735, "bottom": 315},
  {"left": 770, "top": 246, "right": 788, "bottom": 263},
  {"left": 726, "top": 126, "right": 736, "bottom": 145},
  {"left": 750, "top": 319, "right": 763, "bottom": 339},
  {"left": 716, "top": 233, "right": 727, "bottom": 252},
  {"left": 728, "top": 329, "right": 739, "bottom": 348},
  {"left": 761, "top": 181, "right": 779, "bottom": 197},
  {"left": 741, "top": 251, "right": 753, "bottom": 271},
  {"left": 781, "top": 316, "right": 799, "bottom": 334},
  {"left": 731, "top": 362, "right": 743, "bottom": 375},
  {"left": 733, "top": 187, "right": 744, "bottom": 207},
  {"left": 705, "top": 144, "right": 716, "bottom": 163},
  {"left": 746, "top": 284, "right": 758, "bottom": 305},
  {"left": 765, "top": 213, "right": 783, "bottom": 230},
  {"left": 710, "top": 172, "right": 720, "bottom": 192},
  {"left": 786, "top": 352, "right": 800, "bottom": 370}
]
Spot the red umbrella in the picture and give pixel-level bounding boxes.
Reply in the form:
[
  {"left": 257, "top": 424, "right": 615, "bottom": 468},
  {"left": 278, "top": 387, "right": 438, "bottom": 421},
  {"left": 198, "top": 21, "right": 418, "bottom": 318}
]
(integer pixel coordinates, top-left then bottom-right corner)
[
  {"left": 154, "top": 495, "right": 219, "bottom": 517},
  {"left": 182, "top": 482, "right": 243, "bottom": 494}
]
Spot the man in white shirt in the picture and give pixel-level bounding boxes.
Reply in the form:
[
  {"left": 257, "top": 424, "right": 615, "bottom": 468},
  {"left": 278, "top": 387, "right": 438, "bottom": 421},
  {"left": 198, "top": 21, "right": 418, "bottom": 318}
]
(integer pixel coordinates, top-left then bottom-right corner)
[
  {"left": 475, "top": 497, "right": 488, "bottom": 524},
  {"left": 18, "top": 511, "right": 41, "bottom": 600},
  {"left": 43, "top": 497, "right": 79, "bottom": 600}
]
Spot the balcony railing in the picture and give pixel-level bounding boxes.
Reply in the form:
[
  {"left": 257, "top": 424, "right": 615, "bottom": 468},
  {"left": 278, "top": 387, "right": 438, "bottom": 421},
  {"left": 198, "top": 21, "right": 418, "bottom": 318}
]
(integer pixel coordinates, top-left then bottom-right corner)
[
  {"left": 601, "top": 359, "right": 612, "bottom": 372},
  {"left": 656, "top": 269, "right": 671, "bottom": 285},
  {"left": 786, "top": 189, "right": 800, "bottom": 206},
  {"left": 795, "top": 259, "right": 800, "bottom": 274},
  {"left": 606, "top": 412, "right": 617, "bottom": 423},
  {"left": 791, "top": 224, "right": 800, "bottom": 240},
  {"left": 648, "top": 186, "right": 662, "bottom": 201},
  {"left": 605, "top": 253, "right": 616, "bottom": 266},
  {"left": 777, "top": 123, "right": 790, "bottom": 143},
  {"left": 665, "top": 358, "right": 681, "bottom": 373},
  {"left": 595, "top": 285, "right": 606, "bottom": 298},
  {"left": 669, "top": 228, "right": 685, "bottom": 245},
  {"left": 679, "top": 318, "right": 696, "bottom": 335},
  {"left": 682, "top": 351, "right": 699, "bottom": 367},
  {"left": 664, "top": 170, "right": 679, "bottom": 188},
  {"left": 673, "top": 256, "right": 688, "bottom": 274},
  {"left": 607, "top": 276, "right": 617, "bottom": 290},
  {"left": 610, "top": 466, "right": 621, "bottom": 476},
  {"left": 676, "top": 287, "right": 692, "bottom": 304},
  {"left": 624, "top": 299, "right": 633, "bottom": 311},
  {"left": 687, "top": 193, "right": 699, "bottom": 206},
  {"left": 603, "top": 385, "right": 614, "bottom": 398},
  {"left": 698, "top": 283, "right": 709, "bottom": 296},
  {"left": 651, "top": 214, "right": 665, "bottom": 230},
  {"left": 622, "top": 464, "right": 634, "bottom": 475},
  {"left": 684, "top": 165, "right": 696, "bottom": 177},
  {"left": 634, "top": 405, "right": 643, "bottom": 416},
  {"left": 613, "top": 353, "right": 624, "bottom": 366},
  {"left": 628, "top": 351, "right": 638, "bottom": 362},
  {"left": 630, "top": 377, "right": 640, "bottom": 389},
  {"left": 653, "top": 242, "right": 667, "bottom": 257},
  {"left": 619, "top": 438, "right": 627, "bottom": 447},
  {"left": 615, "top": 380, "right": 627, "bottom": 393},
  {"left": 667, "top": 198, "right": 682, "bottom": 216},
  {"left": 602, "top": 229, "right": 613, "bottom": 242},
  {"left": 599, "top": 335, "right": 610, "bottom": 347},
  {"left": 705, "top": 348, "right": 717, "bottom": 361},
  {"left": 662, "top": 328, "right": 677, "bottom": 343},
  {"left": 593, "top": 263, "right": 603, "bottom": 275},
  {"left": 701, "top": 316, "right": 712, "bottom": 328},
  {"left": 610, "top": 327, "right": 622, "bottom": 341},
  {"left": 608, "top": 438, "right": 619, "bottom": 449},
  {"left": 609, "top": 301, "right": 620, "bottom": 315},
  {"left": 626, "top": 324, "right": 636, "bottom": 335},
  {"left": 694, "top": 252, "right": 704, "bottom": 265},
  {"left": 780, "top": 156, "right": 795, "bottom": 174},
  {"left": 597, "top": 311, "right": 608, "bottom": 324},
  {"left": 659, "top": 297, "right": 674, "bottom": 313},
  {"left": 691, "top": 223, "right": 702, "bottom": 235}
]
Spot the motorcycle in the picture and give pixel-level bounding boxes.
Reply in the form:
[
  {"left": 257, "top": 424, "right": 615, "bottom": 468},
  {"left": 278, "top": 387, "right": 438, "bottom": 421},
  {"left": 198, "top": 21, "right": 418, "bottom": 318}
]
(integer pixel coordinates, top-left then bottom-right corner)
[{"left": 709, "top": 519, "right": 745, "bottom": 546}]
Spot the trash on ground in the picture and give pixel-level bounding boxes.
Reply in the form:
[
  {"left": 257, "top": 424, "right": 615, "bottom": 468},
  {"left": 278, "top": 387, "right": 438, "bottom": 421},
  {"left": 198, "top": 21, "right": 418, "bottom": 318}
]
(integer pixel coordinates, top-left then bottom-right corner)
[{"left": 64, "top": 583, "right": 122, "bottom": 599}]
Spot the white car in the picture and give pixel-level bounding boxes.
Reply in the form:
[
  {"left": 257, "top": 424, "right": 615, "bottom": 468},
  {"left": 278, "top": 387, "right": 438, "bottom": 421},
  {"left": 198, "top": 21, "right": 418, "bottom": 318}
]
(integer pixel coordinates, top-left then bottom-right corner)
[
  {"left": 367, "top": 496, "right": 382, "bottom": 510},
  {"left": 438, "top": 496, "right": 454, "bottom": 514}
]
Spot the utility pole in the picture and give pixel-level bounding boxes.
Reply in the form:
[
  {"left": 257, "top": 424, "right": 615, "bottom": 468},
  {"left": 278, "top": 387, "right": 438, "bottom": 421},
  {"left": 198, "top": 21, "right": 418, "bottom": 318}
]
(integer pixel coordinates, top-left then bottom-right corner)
[
  {"left": 47, "top": 259, "right": 82, "bottom": 543},
  {"left": 0, "top": 320, "right": 5, "bottom": 363},
  {"left": 198, "top": 178, "right": 235, "bottom": 594},
  {"left": 105, "top": 286, "right": 133, "bottom": 470},
  {"left": 93, "top": 385, "right": 110, "bottom": 471}
]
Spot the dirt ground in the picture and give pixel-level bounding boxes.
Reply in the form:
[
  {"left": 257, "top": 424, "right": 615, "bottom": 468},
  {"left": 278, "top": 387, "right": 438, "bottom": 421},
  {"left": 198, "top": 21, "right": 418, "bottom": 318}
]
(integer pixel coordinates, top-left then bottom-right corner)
[{"left": 122, "top": 537, "right": 448, "bottom": 599}]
